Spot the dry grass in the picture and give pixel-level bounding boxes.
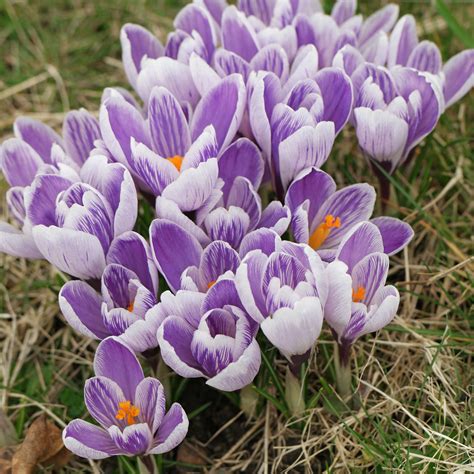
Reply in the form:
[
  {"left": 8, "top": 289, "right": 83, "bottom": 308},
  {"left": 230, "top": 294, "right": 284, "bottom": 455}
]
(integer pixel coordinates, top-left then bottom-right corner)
[{"left": 0, "top": 0, "right": 473, "bottom": 472}]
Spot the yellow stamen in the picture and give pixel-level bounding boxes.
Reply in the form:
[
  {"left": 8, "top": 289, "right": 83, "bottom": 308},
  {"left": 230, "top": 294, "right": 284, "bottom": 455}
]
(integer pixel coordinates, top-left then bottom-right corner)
[
  {"left": 115, "top": 400, "right": 140, "bottom": 425},
  {"left": 167, "top": 155, "right": 184, "bottom": 172},
  {"left": 352, "top": 286, "right": 365, "bottom": 303},
  {"left": 207, "top": 280, "right": 216, "bottom": 289},
  {"left": 127, "top": 301, "right": 134, "bottom": 312},
  {"left": 308, "top": 214, "right": 341, "bottom": 250}
]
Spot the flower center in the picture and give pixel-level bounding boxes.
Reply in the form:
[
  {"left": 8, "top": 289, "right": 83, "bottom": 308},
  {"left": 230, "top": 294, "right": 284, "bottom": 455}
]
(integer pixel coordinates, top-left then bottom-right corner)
[
  {"left": 115, "top": 401, "right": 140, "bottom": 425},
  {"left": 127, "top": 300, "right": 134, "bottom": 312},
  {"left": 352, "top": 286, "right": 366, "bottom": 303},
  {"left": 207, "top": 280, "right": 216, "bottom": 289},
  {"left": 308, "top": 214, "right": 341, "bottom": 250},
  {"left": 167, "top": 155, "right": 184, "bottom": 172}
]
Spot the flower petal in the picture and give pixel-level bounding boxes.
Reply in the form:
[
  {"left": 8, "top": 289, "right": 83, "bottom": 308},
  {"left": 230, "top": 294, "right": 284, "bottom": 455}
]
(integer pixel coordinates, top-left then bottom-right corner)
[
  {"left": 150, "top": 403, "right": 189, "bottom": 454},
  {"left": 63, "top": 420, "right": 120, "bottom": 459},
  {"left": 94, "top": 337, "right": 144, "bottom": 400},
  {"left": 371, "top": 216, "right": 414, "bottom": 256},
  {"left": 150, "top": 219, "right": 203, "bottom": 292},
  {"left": 59, "top": 281, "right": 108, "bottom": 339}
]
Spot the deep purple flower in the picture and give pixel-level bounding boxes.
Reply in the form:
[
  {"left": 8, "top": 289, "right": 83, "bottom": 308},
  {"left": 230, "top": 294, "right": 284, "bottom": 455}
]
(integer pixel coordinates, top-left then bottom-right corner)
[
  {"left": 235, "top": 231, "right": 327, "bottom": 365},
  {"left": 285, "top": 167, "right": 413, "bottom": 260},
  {"left": 23, "top": 156, "right": 137, "bottom": 279},
  {"left": 63, "top": 337, "right": 188, "bottom": 459},
  {"left": 324, "top": 221, "right": 403, "bottom": 344},
  {"left": 156, "top": 280, "right": 261, "bottom": 391},
  {"left": 59, "top": 232, "right": 160, "bottom": 352}
]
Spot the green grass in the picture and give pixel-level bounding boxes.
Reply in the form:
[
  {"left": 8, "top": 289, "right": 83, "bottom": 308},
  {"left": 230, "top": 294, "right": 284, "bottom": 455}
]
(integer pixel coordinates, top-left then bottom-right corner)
[{"left": 0, "top": 0, "right": 473, "bottom": 472}]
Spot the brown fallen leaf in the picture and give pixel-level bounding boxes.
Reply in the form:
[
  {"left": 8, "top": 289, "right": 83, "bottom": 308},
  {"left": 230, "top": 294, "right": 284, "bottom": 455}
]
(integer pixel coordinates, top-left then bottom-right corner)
[
  {"left": 176, "top": 440, "right": 207, "bottom": 471},
  {"left": 10, "top": 415, "right": 72, "bottom": 474}
]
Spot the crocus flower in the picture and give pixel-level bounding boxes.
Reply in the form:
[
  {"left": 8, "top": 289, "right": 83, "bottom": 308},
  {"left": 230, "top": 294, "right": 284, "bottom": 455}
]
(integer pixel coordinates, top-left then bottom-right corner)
[
  {"left": 235, "top": 230, "right": 327, "bottom": 368},
  {"left": 249, "top": 67, "right": 353, "bottom": 197},
  {"left": 63, "top": 337, "right": 188, "bottom": 459},
  {"left": 100, "top": 75, "right": 246, "bottom": 213},
  {"left": 59, "top": 232, "right": 160, "bottom": 352},
  {"left": 294, "top": 2, "right": 399, "bottom": 67},
  {"left": 23, "top": 156, "right": 137, "bottom": 279},
  {"left": 0, "top": 111, "right": 101, "bottom": 259},
  {"left": 156, "top": 279, "right": 261, "bottom": 391},
  {"left": 352, "top": 63, "right": 443, "bottom": 173},
  {"left": 388, "top": 15, "right": 474, "bottom": 109},
  {"left": 323, "top": 221, "right": 408, "bottom": 398},
  {"left": 285, "top": 167, "right": 413, "bottom": 260}
]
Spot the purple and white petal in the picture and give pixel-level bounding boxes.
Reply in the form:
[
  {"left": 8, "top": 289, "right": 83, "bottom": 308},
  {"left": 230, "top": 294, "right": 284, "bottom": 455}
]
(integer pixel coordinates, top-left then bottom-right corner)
[
  {"left": 207, "top": 339, "right": 261, "bottom": 391},
  {"left": 150, "top": 219, "right": 203, "bottom": 292},
  {"left": 261, "top": 297, "right": 323, "bottom": 359},
  {"left": 94, "top": 337, "right": 144, "bottom": 400},
  {"left": 335, "top": 221, "right": 384, "bottom": 272},
  {"left": 358, "top": 3, "right": 399, "bottom": 47},
  {"left": 148, "top": 87, "right": 192, "bottom": 159},
  {"left": 371, "top": 216, "right": 414, "bottom": 256},
  {"left": 191, "top": 74, "right": 246, "bottom": 152},
  {"left": 150, "top": 403, "right": 189, "bottom": 454},
  {"left": 0, "top": 222, "right": 42, "bottom": 259},
  {"left": 442, "top": 49, "right": 474, "bottom": 109},
  {"left": 32, "top": 226, "right": 106, "bottom": 279},
  {"left": 134, "top": 377, "right": 166, "bottom": 434},
  {"left": 108, "top": 423, "right": 152, "bottom": 456},
  {"left": 59, "top": 281, "right": 109, "bottom": 339},
  {"left": 121, "top": 23, "right": 164, "bottom": 90},
  {"left": 257, "top": 201, "right": 291, "bottom": 236},
  {"left": 13, "top": 117, "right": 63, "bottom": 164},
  {"left": 387, "top": 15, "right": 418, "bottom": 67},
  {"left": 63, "top": 420, "right": 120, "bottom": 459},
  {"left": 407, "top": 41, "right": 442, "bottom": 74},
  {"left": 1, "top": 138, "right": 43, "bottom": 187}
]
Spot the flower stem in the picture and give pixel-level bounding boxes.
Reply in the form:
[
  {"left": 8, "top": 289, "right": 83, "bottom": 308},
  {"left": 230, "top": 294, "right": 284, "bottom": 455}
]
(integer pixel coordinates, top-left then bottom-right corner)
[
  {"left": 285, "top": 366, "right": 305, "bottom": 416},
  {"left": 138, "top": 455, "right": 158, "bottom": 474},
  {"left": 334, "top": 340, "right": 352, "bottom": 401}
]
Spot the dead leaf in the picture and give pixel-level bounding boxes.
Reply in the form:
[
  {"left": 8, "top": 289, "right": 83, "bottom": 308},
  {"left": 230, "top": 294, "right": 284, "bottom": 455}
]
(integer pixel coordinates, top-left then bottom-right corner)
[
  {"left": 176, "top": 440, "right": 207, "bottom": 471},
  {"left": 0, "top": 410, "right": 17, "bottom": 447},
  {"left": 10, "top": 415, "right": 72, "bottom": 474}
]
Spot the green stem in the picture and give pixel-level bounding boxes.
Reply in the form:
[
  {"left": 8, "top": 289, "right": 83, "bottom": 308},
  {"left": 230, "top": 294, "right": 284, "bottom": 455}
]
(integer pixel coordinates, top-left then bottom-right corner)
[
  {"left": 138, "top": 455, "right": 158, "bottom": 474},
  {"left": 334, "top": 340, "right": 352, "bottom": 401}
]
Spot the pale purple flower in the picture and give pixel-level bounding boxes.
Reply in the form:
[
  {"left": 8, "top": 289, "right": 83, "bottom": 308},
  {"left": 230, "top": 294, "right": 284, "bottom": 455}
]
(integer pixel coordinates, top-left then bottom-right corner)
[
  {"left": 0, "top": 112, "right": 101, "bottom": 260},
  {"left": 156, "top": 280, "right": 260, "bottom": 391},
  {"left": 248, "top": 67, "right": 353, "bottom": 197},
  {"left": 100, "top": 75, "right": 246, "bottom": 213},
  {"left": 352, "top": 63, "right": 443, "bottom": 172},
  {"left": 63, "top": 337, "right": 188, "bottom": 459},
  {"left": 235, "top": 231, "right": 327, "bottom": 367},
  {"left": 59, "top": 232, "right": 160, "bottom": 352},
  {"left": 324, "top": 221, "right": 405, "bottom": 344},
  {"left": 285, "top": 167, "right": 413, "bottom": 260},
  {"left": 22, "top": 156, "right": 137, "bottom": 279},
  {"left": 388, "top": 15, "right": 473, "bottom": 109}
]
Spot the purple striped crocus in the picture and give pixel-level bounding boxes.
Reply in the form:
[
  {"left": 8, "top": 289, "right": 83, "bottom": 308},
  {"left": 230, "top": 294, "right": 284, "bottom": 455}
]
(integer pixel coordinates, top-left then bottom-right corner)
[
  {"left": 0, "top": 111, "right": 101, "bottom": 260},
  {"left": 59, "top": 232, "right": 160, "bottom": 353},
  {"left": 22, "top": 155, "right": 137, "bottom": 279},
  {"left": 248, "top": 67, "right": 352, "bottom": 197},
  {"left": 100, "top": 74, "right": 246, "bottom": 213},
  {"left": 235, "top": 230, "right": 327, "bottom": 370},
  {"left": 323, "top": 221, "right": 411, "bottom": 397},
  {"left": 388, "top": 15, "right": 473, "bottom": 109},
  {"left": 156, "top": 279, "right": 260, "bottom": 391},
  {"left": 285, "top": 167, "right": 413, "bottom": 261},
  {"left": 63, "top": 337, "right": 188, "bottom": 459}
]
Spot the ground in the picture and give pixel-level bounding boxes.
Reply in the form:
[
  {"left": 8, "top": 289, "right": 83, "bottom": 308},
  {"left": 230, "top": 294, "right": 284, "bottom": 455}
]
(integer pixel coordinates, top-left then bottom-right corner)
[{"left": 0, "top": 0, "right": 473, "bottom": 472}]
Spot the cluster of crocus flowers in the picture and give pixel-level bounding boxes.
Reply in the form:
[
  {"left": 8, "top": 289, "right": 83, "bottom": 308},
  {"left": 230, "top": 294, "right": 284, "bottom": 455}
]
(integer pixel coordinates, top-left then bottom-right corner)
[{"left": 0, "top": 0, "right": 471, "bottom": 465}]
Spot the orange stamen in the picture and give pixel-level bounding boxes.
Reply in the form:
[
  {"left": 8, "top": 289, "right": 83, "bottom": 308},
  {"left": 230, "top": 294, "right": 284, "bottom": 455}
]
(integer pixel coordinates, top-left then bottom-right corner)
[
  {"left": 167, "top": 155, "right": 184, "bottom": 172},
  {"left": 127, "top": 301, "right": 134, "bottom": 312},
  {"left": 115, "top": 400, "right": 140, "bottom": 425},
  {"left": 352, "top": 286, "right": 365, "bottom": 303},
  {"left": 308, "top": 214, "right": 341, "bottom": 250},
  {"left": 207, "top": 280, "right": 216, "bottom": 289}
]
